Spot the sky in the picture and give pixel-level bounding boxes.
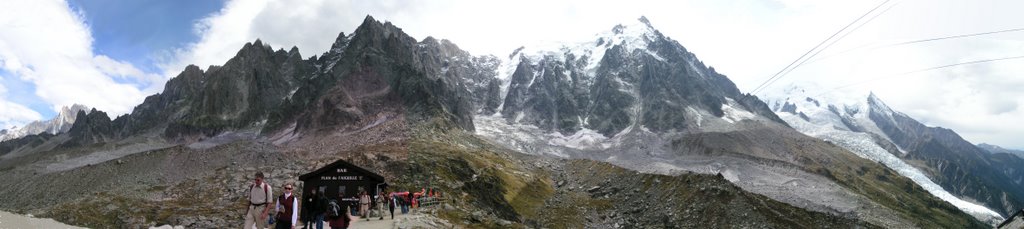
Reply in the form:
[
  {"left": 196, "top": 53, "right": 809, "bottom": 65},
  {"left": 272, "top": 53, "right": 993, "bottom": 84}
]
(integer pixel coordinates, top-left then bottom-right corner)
[{"left": 0, "top": 0, "right": 1021, "bottom": 149}]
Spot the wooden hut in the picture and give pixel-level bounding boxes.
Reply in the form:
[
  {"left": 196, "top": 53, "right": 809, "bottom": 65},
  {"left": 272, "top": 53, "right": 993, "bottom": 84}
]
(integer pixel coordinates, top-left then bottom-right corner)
[{"left": 298, "top": 159, "right": 385, "bottom": 216}]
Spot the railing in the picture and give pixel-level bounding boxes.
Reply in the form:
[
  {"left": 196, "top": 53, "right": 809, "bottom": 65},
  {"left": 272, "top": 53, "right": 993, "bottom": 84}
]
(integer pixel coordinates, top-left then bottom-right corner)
[{"left": 417, "top": 196, "right": 445, "bottom": 208}]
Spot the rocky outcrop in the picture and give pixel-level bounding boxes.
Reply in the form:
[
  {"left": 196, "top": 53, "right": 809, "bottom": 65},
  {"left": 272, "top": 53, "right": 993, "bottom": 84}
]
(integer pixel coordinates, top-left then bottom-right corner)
[
  {"left": 282, "top": 16, "right": 485, "bottom": 133},
  {"left": 62, "top": 109, "right": 115, "bottom": 148}
]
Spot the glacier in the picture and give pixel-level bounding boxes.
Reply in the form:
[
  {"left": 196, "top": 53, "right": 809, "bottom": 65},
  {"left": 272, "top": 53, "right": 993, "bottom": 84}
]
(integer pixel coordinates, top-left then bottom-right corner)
[{"left": 767, "top": 85, "right": 1005, "bottom": 224}]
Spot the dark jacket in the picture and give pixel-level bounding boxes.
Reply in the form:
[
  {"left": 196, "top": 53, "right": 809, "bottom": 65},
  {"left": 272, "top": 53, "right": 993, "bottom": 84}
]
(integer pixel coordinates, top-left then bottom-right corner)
[
  {"left": 304, "top": 193, "right": 317, "bottom": 217},
  {"left": 328, "top": 214, "right": 350, "bottom": 228},
  {"left": 317, "top": 195, "right": 329, "bottom": 214}
]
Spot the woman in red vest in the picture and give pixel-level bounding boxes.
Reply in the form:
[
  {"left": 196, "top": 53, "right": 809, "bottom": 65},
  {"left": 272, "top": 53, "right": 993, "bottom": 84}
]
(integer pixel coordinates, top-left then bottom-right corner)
[{"left": 275, "top": 183, "right": 299, "bottom": 229}]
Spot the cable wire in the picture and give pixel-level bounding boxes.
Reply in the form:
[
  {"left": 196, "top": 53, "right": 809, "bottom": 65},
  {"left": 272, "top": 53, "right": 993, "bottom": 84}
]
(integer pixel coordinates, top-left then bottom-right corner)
[
  {"left": 817, "top": 55, "right": 1024, "bottom": 96},
  {"left": 804, "top": 27, "right": 1024, "bottom": 65},
  {"left": 751, "top": 0, "right": 894, "bottom": 94}
]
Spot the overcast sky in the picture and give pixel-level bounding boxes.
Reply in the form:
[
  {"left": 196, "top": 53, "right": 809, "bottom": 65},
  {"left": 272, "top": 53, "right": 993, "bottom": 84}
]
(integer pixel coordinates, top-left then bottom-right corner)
[{"left": 1, "top": 0, "right": 1021, "bottom": 149}]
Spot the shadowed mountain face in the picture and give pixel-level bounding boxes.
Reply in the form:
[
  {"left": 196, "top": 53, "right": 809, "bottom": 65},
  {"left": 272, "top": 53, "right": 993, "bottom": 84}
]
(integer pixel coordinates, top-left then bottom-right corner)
[
  {"left": 0, "top": 16, "right": 991, "bottom": 228},
  {"left": 2, "top": 16, "right": 484, "bottom": 148}
]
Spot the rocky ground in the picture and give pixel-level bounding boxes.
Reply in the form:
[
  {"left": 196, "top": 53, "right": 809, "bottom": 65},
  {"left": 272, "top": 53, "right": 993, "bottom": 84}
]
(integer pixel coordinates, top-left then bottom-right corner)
[
  {"left": 513, "top": 156, "right": 877, "bottom": 228},
  {"left": 0, "top": 118, "right": 878, "bottom": 228}
]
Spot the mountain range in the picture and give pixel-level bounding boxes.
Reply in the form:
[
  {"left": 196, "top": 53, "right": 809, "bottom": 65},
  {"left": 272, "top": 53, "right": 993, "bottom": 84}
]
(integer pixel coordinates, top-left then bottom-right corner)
[
  {"left": 979, "top": 143, "right": 1024, "bottom": 160},
  {"left": 0, "top": 15, "right": 1010, "bottom": 228}
]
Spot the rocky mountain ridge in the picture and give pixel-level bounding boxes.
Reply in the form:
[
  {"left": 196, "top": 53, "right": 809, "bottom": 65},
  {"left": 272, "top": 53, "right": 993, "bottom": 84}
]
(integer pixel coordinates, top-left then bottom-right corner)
[{"left": 978, "top": 143, "right": 1024, "bottom": 160}]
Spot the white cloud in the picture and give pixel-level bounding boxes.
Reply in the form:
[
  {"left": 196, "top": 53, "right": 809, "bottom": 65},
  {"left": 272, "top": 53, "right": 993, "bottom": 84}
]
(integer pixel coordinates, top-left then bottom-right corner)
[
  {"left": 0, "top": 0, "right": 155, "bottom": 120},
  {"left": 158, "top": 0, "right": 270, "bottom": 77},
  {"left": 0, "top": 82, "right": 42, "bottom": 129}
]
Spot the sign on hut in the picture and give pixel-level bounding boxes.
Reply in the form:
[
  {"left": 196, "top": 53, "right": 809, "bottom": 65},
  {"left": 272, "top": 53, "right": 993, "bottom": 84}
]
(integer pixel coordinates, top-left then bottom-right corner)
[{"left": 298, "top": 159, "right": 385, "bottom": 214}]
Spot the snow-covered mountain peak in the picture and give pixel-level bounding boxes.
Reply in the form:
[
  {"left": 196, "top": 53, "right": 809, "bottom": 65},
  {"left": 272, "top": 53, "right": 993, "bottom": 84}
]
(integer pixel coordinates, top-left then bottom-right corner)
[
  {"left": 765, "top": 83, "right": 903, "bottom": 140},
  {"left": 866, "top": 92, "right": 896, "bottom": 115},
  {"left": 764, "top": 82, "right": 873, "bottom": 109},
  {"left": 0, "top": 104, "right": 91, "bottom": 142},
  {"left": 601, "top": 16, "right": 659, "bottom": 47},
  {"left": 491, "top": 16, "right": 679, "bottom": 113},
  {"left": 58, "top": 104, "right": 89, "bottom": 122},
  {"left": 503, "top": 16, "right": 665, "bottom": 69}
]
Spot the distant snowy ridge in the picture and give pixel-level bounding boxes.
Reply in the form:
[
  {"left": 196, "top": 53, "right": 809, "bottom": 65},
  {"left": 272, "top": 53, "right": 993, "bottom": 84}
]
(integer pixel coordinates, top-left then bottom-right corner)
[
  {"left": 767, "top": 84, "right": 1004, "bottom": 224},
  {"left": 0, "top": 104, "right": 90, "bottom": 142}
]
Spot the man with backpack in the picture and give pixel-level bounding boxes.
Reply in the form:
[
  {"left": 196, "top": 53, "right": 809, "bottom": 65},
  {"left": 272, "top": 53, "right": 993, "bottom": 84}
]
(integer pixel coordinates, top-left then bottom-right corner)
[
  {"left": 327, "top": 193, "right": 351, "bottom": 229},
  {"left": 244, "top": 172, "right": 273, "bottom": 229}
]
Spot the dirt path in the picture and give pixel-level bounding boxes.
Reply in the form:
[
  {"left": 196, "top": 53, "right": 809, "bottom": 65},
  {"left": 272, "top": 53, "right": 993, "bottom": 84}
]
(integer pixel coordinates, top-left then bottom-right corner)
[
  {"left": 297, "top": 213, "right": 437, "bottom": 229},
  {"left": 0, "top": 210, "right": 85, "bottom": 229},
  {"left": 349, "top": 215, "right": 400, "bottom": 229}
]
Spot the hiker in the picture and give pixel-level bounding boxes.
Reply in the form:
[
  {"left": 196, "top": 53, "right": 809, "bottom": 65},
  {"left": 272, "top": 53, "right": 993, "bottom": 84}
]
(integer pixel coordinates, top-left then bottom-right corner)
[
  {"left": 328, "top": 203, "right": 351, "bottom": 229},
  {"left": 315, "top": 190, "right": 327, "bottom": 229},
  {"left": 359, "top": 191, "right": 371, "bottom": 220},
  {"left": 377, "top": 189, "right": 387, "bottom": 220},
  {"left": 244, "top": 172, "right": 273, "bottom": 229},
  {"left": 275, "top": 182, "right": 299, "bottom": 229},
  {"left": 302, "top": 189, "right": 315, "bottom": 229},
  {"left": 407, "top": 191, "right": 415, "bottom": 210},
  {"left": 406, "top": 192, "right": 413, "bottom": 213},
  {"left": 387, "top": 191, "right": 395, "bottom": 219}
]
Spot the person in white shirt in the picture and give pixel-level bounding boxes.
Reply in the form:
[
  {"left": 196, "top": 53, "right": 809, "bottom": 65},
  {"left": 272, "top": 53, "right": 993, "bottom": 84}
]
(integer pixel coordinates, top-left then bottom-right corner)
[
  {"left": 244, "top": 172, "right": 273, "bottom": 229},
  {"left": 358, "top": 191, "right": 371, "bottom": 220}
]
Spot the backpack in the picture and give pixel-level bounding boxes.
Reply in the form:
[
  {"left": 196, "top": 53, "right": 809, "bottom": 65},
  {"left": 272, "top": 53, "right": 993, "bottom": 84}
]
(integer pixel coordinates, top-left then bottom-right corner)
[{"left": 327, "top": 199, "right": 341, "bottom": 219}]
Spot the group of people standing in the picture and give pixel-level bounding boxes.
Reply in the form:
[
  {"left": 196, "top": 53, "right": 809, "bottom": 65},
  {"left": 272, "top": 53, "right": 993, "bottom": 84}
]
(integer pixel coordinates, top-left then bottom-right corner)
[
  {"left": 306, "top": 189, "right": 356, "bottom": 229},
  {"left": 242, "top": 172, "right": 352, "bottom": 229},
  {"left": 241, "top": 171, "right": 442, "bottom": 229},
  {"left": 350, "top": 188, "right": 440, "bottom": 221}
]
